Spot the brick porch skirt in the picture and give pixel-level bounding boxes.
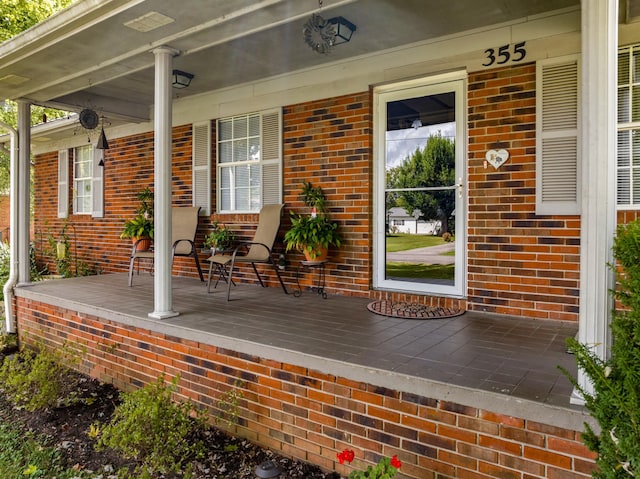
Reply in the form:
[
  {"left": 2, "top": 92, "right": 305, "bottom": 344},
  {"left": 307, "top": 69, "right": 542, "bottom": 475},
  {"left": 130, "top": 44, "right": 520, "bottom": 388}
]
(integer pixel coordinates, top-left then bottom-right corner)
[{"left": 15, "top": 296, "right": 596, "bottom": 479}]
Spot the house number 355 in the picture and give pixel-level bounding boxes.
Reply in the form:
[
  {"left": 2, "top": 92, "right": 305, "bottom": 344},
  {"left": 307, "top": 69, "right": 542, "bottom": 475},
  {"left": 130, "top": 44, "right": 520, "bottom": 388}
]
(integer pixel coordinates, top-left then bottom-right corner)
[{"left": 483, "top": 41, "right": 527, "bottom": 67}]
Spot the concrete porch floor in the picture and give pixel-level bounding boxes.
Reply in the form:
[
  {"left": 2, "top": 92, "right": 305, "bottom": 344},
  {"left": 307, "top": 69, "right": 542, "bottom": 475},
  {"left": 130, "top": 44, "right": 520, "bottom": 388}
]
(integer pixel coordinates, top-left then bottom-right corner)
[{"left": 14, "top": 272, "right": 590, "bottom": 431}]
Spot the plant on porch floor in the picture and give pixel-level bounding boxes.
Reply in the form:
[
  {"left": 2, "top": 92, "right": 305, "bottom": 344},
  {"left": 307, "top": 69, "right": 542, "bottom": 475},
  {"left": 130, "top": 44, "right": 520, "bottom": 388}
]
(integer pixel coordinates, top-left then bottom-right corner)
[{"left": 563, "top": 219, "right": 640, "bottom": 479}]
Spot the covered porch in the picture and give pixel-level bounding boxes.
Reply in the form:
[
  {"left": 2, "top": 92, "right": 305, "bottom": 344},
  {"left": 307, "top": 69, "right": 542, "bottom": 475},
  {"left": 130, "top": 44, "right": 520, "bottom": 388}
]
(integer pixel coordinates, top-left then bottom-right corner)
[{"left": 13, "top": 273, "right": 593, "bottom": 478}]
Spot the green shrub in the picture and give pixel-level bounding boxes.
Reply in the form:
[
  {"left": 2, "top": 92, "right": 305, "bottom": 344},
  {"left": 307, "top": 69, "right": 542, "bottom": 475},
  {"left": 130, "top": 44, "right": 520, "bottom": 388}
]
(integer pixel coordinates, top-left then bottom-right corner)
[
  {"left": 215, "top": 381, "right": 244, "bottom": 428},
  {"left": 0, "top": 342, "right": 84, "bottom": 411},
  {"left": 95, "top": 375, "right": 207, "bottom": 475},
  {"left": 564, "top": 219, "right": 640, "bottom": 478}
]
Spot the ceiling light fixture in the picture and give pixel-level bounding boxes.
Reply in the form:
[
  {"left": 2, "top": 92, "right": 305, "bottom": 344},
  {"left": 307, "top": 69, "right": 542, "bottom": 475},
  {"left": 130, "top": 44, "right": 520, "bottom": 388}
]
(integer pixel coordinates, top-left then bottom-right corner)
[
  {"left": 411, "top": 119, "right": 423, "bottom": 130},
  {"left": 327, "top": 16, "right": 356, "bottom": 45},
  {"left": 172, "top": 69, "right": 194, "bottom": 89},
  {"left": 302, "top": 1, "right": 356, "bottom": 54}
]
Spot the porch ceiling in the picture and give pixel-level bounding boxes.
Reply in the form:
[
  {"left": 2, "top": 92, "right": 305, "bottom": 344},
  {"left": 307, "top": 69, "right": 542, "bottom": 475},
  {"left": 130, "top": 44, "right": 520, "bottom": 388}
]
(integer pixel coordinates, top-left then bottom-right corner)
[{"left": 0, "top": 0, "right": 579, "bottom": 126}]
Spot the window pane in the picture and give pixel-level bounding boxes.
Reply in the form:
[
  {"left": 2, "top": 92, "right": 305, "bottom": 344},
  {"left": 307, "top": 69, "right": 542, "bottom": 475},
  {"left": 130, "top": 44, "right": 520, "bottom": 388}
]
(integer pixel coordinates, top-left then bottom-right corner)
[
  {"left": 633, "top": 130, "right": 640, "bottom": 167},
  {"left": 619, "top": 87, "right": 630, "bottom": 123},
  {"left": 219, "top": 119, "right": 232, "bottom": 141},
  {"left": 249, "top": 137, "right": 260, "bottom": 161},
  {"left": 633, "top": 85, "right": 640, "bottom": 122},
  {"left": 618, "top": 169, "right": 630, "bottom": 205},
  {"left": 633, "top": 167, "right": 640, "bottom": 205},
  {"left": 219, "top": 141, "right": 232, "bottom": 163},
  {"left": 235, "top": 164, "right": 250, "bottom": 188},
  {"left": 633, "top": 47, "right": 640, "bottom": 83},
  {"left": 619, "top": 131, "right": 630, "bottom": 168},
  {"left": 233, "top": 117, "right": 247, "bottom": 138},
  {"left": 250, "top": 164, "right": 260, "bottom": 187},
  {"left": 619, "top": 50, "right": 630, "bottom": 85},
  {"left": 235, "top": 184, "right": 250, "bottom": 211},
  {"left": 248, "top": 114, "right": 260, "bottom": 136},
  {"left": 220, "top": 189, "right": 231, "bottom": 211},
  {"left": 234, "top": 139, "right": 248, "bottom": 162}
]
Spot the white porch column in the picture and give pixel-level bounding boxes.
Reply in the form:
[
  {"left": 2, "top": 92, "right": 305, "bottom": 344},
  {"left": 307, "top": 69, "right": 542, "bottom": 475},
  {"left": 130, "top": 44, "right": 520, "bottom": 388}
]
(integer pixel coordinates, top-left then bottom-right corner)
[
  {"left": 149, "top": 46, "right": 179, "bottom": 319},
  {"left": 17, "top": 100, "right": 31, "bottom": 286},
  {"left": 575, "top": 0, "right": 618, "bottom": 403}
]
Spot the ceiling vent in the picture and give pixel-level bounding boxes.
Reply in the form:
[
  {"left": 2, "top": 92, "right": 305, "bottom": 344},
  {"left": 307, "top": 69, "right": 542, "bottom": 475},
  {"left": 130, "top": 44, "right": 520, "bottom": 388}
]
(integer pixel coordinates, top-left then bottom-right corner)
[{"left": 124, "top": 11, "right": 175, "bottom": 32}]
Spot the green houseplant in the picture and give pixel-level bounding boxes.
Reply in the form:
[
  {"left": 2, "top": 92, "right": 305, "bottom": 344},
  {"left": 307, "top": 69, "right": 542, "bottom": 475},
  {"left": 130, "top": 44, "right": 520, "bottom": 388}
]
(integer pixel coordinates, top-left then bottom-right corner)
[
  {"left": 120, "top": 187, "right": 154, "bottom": 250},
  {"left": 284, "top": 182, "right": 341, "bottom": 261},
  {"left": 203, "top": 222, "right": 236, "bottom": 252}
]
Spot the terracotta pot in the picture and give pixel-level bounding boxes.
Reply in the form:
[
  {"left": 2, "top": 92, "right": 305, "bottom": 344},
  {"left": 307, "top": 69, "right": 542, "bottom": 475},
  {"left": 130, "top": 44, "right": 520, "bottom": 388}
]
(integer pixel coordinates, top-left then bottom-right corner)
[
  {"left": 303, "top": 245, "right": 328, "bottom": 262},
  {"left": 133, "top": 237, "right": 152, "bottom": 252}
]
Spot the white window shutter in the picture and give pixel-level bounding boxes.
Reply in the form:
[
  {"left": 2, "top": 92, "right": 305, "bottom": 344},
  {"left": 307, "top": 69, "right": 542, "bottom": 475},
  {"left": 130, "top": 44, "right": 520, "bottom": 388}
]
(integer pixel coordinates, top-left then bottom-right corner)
[
  {"left": 92, "top": 148, "right": 104, "bottom": 218},
  {"left": 260, "top": 109, "right": 282, "bottom": 206},
  {"left": 192, "top": 121, "right": 211, "bottom": 215},
  {"left": 536, "top": 56, "right": 580, "bottom": 215},
  {"left": 57, "top": 149, "right": 69, "bottom": 219}
]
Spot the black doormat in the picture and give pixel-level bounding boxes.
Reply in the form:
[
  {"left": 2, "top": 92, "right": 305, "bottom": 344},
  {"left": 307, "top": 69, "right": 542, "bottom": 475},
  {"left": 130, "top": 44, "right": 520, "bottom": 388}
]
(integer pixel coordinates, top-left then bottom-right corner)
[{"left": 367, "top": 300, "right": 464, "bottom": 320}]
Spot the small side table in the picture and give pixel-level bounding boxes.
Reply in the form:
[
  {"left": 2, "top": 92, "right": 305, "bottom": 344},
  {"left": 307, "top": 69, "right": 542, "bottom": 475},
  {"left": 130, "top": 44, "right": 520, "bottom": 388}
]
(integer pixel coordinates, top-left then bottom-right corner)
[
  {"left": 294, "top": 260, "right": 327, "bottom": 299},
  {"left": 207, "top": 247, "right": 236, "bottom": 290}
]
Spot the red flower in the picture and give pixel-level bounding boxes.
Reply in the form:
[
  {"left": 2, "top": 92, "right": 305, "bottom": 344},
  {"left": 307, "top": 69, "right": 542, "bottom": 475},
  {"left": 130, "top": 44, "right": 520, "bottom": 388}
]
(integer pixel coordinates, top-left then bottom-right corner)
[
  {"left": 337, "top": 449, "right": 355, "bottom": 464},
  {"left": 391, "top": 455, "right": 402, "bottom": 468}
]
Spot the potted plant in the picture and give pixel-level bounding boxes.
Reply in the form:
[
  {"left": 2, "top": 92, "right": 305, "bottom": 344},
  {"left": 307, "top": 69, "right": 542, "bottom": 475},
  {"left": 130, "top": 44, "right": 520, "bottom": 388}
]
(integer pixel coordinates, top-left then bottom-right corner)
[
  {"left": 120, "top": 187, "right": 154, "bottom": 251},
  {"left": 284, "top": 182, "right": 341, "bottom": 261},
  {"left": 203, "top": 222, "right": 236, "bottom": 252}
]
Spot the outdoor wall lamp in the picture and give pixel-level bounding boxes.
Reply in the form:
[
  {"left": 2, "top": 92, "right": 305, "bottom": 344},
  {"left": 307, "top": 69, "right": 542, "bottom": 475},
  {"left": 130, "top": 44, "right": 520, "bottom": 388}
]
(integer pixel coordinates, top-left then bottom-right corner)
[{"left": 172, "top": 69, "right": 194, "bottom": 89}]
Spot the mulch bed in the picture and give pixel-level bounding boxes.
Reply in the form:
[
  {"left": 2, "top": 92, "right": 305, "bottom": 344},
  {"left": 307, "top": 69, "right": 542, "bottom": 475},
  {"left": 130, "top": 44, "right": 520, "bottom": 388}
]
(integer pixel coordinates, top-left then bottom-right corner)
[
  {"left": 0, "top": 346, "right": 340, "bottom": 479},
  {"left": 367, "top": 300, "right": 464, "bottom": 319}
]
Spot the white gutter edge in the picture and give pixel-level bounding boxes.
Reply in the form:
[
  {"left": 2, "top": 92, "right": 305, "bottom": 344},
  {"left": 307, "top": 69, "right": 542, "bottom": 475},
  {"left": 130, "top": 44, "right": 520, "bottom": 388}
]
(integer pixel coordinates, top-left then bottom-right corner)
[{"left": 0, "top": 120, "right": 17, "bottom": 333}]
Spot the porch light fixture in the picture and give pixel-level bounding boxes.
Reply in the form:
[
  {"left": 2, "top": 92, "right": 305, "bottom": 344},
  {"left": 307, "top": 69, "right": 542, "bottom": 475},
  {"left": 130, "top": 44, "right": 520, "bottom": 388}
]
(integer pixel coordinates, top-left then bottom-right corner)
[
  {"left": 411, "top": 119, "right": 422, "bottom": 130},
  {"left": 327, "top": 16, "right": 356, "bottom": 45},
  {"left": 303, "top": 12, "right": 356, "bottom": 54},
  {"left": 172, "top": 69, "right": 194, "bottom": 89},
  {"left": 96, "top": 127, "right": 109, "bottom": 150},
  {"left": 254, "top": 460, "right": 281, "bottom": 478}
]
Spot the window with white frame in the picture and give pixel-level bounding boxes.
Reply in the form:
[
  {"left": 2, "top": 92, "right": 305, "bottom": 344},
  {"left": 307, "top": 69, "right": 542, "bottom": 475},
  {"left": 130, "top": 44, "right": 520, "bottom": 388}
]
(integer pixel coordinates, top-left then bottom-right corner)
[
  {"left": 617, "top": 44, "right": 640, "bottom": 208},
  {"left": 73, "top": 144, "right": 93, "bottom": 214},
  {"left": 216, "top": 109, "right": 282, "bottom": 212}
]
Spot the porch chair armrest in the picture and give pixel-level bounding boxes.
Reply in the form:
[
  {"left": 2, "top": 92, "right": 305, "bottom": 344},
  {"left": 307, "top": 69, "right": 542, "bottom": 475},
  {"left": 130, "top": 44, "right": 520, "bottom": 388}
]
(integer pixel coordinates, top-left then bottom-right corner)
[{"left": 230, "top": 241, "right": 271, "bottom": 261}]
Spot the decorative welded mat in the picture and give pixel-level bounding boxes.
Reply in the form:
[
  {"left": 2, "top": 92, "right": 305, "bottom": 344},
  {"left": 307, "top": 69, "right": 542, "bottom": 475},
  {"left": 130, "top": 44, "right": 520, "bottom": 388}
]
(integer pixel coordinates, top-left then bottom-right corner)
[{"left": 367, "top": 300, "right": 464, "bottom": 320}]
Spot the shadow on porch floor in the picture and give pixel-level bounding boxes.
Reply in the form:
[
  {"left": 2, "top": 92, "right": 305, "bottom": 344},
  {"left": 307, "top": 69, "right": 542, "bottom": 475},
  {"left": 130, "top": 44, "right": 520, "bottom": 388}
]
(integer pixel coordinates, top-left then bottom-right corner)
[{"left": 15, "top": 272, "right": 586, "bottom": 428}]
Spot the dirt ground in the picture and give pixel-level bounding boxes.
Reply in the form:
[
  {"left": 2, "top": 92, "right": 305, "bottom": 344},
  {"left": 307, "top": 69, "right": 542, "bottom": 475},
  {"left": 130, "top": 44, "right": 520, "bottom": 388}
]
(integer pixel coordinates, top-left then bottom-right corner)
[{"left": 0, "top": 346, "right": 340, "bottom": 479}]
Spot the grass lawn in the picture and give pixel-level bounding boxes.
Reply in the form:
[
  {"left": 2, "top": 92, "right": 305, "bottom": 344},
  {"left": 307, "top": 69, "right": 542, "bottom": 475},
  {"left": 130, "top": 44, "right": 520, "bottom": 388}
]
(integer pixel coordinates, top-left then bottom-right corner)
[
  {"left": 385, "top": 234, "right": 454, "bottom": 279},
  {"left": 386, "top": 262, "right": 454, "bottom": 280},
  {"left": 0, "top": 421, "right": 86, "bottom": 479},
  {"left": 385, "top": 233, "right": 447, "bottom": 252}
]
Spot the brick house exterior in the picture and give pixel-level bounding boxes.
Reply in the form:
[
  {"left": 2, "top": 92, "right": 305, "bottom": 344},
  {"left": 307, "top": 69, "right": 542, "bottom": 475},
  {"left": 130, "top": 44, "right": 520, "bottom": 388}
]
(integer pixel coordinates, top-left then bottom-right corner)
[
  {"left": 33, "top": 63, "right": 582, "bottom": 320},
  {"left": 1, "top": 2, "right": 636, "bottom": 478}
]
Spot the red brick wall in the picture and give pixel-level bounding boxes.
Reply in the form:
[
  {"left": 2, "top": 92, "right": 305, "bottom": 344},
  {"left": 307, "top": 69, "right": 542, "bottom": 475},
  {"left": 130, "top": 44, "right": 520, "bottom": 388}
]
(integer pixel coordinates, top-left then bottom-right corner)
[
  {"left": 16, "top": 297, "right": 596, "bottom": 479},
  {"left": 282, "top": 93, "right": 372, "bottom": 295},
  {"left": 467, "top": 63, "right": 580, "bottom": 321},
  {"left": 33, "top": 125, "right": 209, "bottom": 278},
  {"left": 33, "top": 64, "right": 587, "bottom": 319}
]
